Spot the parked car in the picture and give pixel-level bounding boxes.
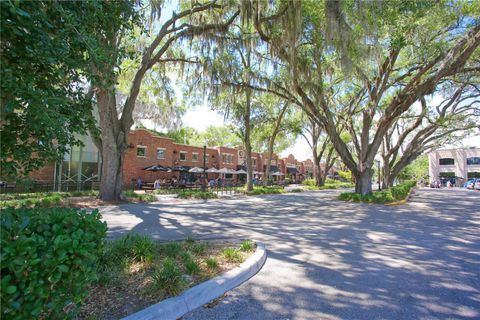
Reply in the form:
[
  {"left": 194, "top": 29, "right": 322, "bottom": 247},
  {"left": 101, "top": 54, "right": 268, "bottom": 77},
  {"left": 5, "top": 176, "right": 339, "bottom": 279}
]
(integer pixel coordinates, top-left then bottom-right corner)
[
  {"left": 464, "top": 180, "right": 475, "bottom": 189},
  {"left": 474, "top": 178, "right": 480, "bottom": 190}
]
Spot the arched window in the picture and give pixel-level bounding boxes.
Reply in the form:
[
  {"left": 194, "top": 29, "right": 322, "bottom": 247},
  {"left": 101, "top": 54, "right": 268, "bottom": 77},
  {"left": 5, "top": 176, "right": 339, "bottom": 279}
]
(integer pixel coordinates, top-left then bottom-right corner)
[
  {"left": 467, "top": 157, "right": 480, "bottom": 165},
  {"left": 439, "top": 158, "right": 455, "bottom": 165}
]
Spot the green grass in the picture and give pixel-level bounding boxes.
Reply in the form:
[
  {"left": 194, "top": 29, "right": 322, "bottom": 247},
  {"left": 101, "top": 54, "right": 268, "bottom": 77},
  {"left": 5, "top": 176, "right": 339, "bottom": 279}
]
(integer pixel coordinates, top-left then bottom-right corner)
[
  {"left": 151, "top": 258, "right": 185, "bottom": 296},
  {"left": 205, "top": 257, "right": 218, "bottom": 269},
  {"left": 240, "top": 240, "right": 254, "bottom": 252},
  {"left": 222, "top": 247, "right": 242, "bottom": 262},
  {"left": 339, "top": 180, "right": 416, "bottom": 204}
]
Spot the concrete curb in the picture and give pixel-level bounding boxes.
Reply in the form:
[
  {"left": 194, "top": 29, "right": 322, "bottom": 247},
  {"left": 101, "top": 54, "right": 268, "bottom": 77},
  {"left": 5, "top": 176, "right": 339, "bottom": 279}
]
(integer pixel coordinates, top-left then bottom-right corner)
[{"left": 122, "top": 241, "right": 267, "bottom": 320}]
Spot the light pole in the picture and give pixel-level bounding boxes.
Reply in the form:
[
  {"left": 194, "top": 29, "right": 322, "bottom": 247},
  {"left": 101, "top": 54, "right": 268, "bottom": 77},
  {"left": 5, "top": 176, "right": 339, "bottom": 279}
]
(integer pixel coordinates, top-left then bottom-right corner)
[{"left": 202, "top": 143, "right": 207, "bottom": 192}]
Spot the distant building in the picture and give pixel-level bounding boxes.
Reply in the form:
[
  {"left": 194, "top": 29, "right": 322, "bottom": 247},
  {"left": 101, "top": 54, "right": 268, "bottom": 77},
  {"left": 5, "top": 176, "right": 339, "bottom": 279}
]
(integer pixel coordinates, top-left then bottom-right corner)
[{"left": 428, "top": 147, "right": 480, "bottom": 185}]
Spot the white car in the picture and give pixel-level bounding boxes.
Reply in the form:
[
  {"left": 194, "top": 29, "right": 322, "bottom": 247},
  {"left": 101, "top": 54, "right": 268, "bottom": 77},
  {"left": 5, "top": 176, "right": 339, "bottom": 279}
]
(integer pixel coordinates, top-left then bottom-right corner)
[{"left": 474, "top": 178, "right": 480, "bottom": 190}]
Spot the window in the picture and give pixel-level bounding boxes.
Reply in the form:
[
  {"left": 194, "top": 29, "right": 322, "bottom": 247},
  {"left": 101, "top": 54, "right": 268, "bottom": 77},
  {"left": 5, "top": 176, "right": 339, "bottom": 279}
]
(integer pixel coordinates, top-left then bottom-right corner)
[
  {"left": 467, "top": 157, "right": 480, "bottom": 165},
  {"left": 192, "top": 153, "right": 199, "bottom": 162},
  {"left": 156, "top": 148, "right": 166, "bottom": 159},
  {"left": 180, "top": 151, "right": 187, "bottom": 161},
  {"left": 204, "top": 154, "right": 209, "bottom": 164},
  {"left": 252, "top": 158, "right": 257, "bottom": 166},
  {"left": 439, "top": 158, "right": 454, "bottom": 165},
  {"left": 222, "top": 153, "right": 234, "bottom": 164},
  {"left": 136, "top": 146, "right": 146, "bottom": 157}
]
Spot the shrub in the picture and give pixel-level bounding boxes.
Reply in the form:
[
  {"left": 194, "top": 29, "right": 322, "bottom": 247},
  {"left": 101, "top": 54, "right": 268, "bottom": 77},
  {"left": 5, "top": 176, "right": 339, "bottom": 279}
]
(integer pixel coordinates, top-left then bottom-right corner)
[
  {"left": 191, "top": 242, "right": 207, "bottom": 255},
  {"left": 102, "top": 234, "right": 156, "bottom": 266},
  {"left": 151, "top": 258, "right": 184, "bottom": 296},
  {"left": 302, "top": 179, "right": 316, "bottom": 186},
  {"left": 290, "top": 188, "right": 303, "bottom": 193},
  {"left": 240, "top": 240, "right": 254, "bottom": 252},
  {"left": 222, "top": 247, "right": 242, "bottom": 262},
  {"left": 138, "top": 194, "right": 157, "bottom": 202},
  {"left": 338, "top": 181, "right": 416, "bottom": 204},
  {"left": 163, "top": 241, "right": 182, "bottom": 258},
  {"left": 246, "top": 186, "right": 284, "bottom": 195},
  {"left": 182, "top": 253, "right": 200, "bottom": 275},
  {"left": 177, "top": 190, "right": 217, "bottom": 200},
  {"left": 1, "top": 207, "right": 107, "bottom": 319},
  {"left": 338, "top": 170, "right": 353, "bottom": 182},
  {"left": 205, "top": 257, "right": 218, "bottom": 269}
]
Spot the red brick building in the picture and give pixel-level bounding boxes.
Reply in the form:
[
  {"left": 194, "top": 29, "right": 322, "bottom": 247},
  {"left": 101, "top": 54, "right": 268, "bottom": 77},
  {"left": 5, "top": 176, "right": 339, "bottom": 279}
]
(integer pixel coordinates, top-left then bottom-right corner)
[{"left": 27, "top": 129, "right": 316, "bottom": 189}]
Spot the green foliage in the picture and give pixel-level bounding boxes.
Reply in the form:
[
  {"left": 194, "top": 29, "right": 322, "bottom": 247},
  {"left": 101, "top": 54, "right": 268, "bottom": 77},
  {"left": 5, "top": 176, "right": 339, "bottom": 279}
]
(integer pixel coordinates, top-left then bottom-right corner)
[
  {"left": 163, "top": 241, "right": 182, "bottom": 258},
  {"left": 0, "top": 1, "right": 103, "bottom": 177},
  {"left": 397, "top": 155, "right": 429, "bottom": 182},
  {"left": 177, "top": 190, "right": 217, "bottom": 200},
  {"left": 339, "top": 181, "right": 416, "bottom": 204},
  {"left": 151, "top": 258, "right": 184, "bottom": 297},
  {"left": 205, "top": 257, "right": 218, "bottom": 269},
  {"left": 1, "top": 207, "right": 107, "bottom": 319},
  {"left": 191, "top": 242, "right": 207, "bottom": 256},
  {"left": 122, "top": 191, "right": 157, "bottom": 202},
  {"left": 244, "top": 186, "right": 284, "bottom": 195},
  {"left": 290, "top": 188, "right": 304, "bottom": 193},
  {"left": 181, "top": 253, "right": 200, "bottom": 275},
  {"left": 222, "top": 247, "right": 242, "bottom": 262},
  {"left": 100, "top": 234, "right": 156, "bottom": 268},
  {"left": 302, "top": 179, "right": 316, "bottom": 186},
  {"left": 338, "top": 171, "right": 353, "bottom": 182},
  {"left": 0, "top": 191, "right": 98, "bottom": 208},
  {"left": 240, "top": 240, "right": 254, "bottom": 252},
  {"left": 303, "top": 178, "right": 354, "bottom": 190}
]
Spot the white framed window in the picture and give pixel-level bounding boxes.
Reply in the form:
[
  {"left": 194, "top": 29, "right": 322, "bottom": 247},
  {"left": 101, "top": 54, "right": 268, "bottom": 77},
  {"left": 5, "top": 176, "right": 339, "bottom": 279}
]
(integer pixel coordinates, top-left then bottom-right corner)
[
  {"left": 156, "top": 148, "right": 166, "bottom": 159},
  {"left": 192, "top": 152, "right": 199, "bottom": 162},
  {"left": 204, "top": 153, "right": 209, "bottom": 164},
  {"left": 180, "top": 151, "right": 187, "bottom": 161},
  {"left": 251, "top": 157, "right": 257, "bottom": 166},
  {"left": 136, "top": 146, "right": 146, "bottom": 157},
  {"left": 222, "top": 153, "right": 234, "bottom": 164}
]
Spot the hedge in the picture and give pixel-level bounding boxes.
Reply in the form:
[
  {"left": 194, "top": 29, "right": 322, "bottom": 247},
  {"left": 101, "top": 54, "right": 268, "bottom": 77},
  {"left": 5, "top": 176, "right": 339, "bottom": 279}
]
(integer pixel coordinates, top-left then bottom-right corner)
[
  {"left": 1, "top": 207, "right": 107, "bottom": 319},
  {"left": 339, "top": 180, "right": 416, "bottom": 204}
]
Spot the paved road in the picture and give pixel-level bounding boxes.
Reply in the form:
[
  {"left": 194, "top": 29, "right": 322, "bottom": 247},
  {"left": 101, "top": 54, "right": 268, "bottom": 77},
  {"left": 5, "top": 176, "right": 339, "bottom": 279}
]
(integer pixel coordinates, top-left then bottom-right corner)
[{"left": 101, "top": 188, "right": 480, "bottom": 320}]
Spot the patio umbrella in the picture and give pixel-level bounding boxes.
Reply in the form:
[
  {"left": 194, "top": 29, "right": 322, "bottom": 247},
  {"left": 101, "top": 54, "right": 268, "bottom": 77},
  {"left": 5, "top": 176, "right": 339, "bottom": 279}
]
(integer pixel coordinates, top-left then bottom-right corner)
[
  {"left": 235, "top": 169, "right": 247, "bottom": 174},
  {"left": 189, "top": 167, "right": 205, "bottom": 173},
  {"left": 205, "top": 168, "right": 219, "bottom": 173},
  {"left": 172, "top": 166, "right": 189, "bottom": 172},
  {"left": 272, "top": 171, "right": 284, "bottom": 176},
  {"left": 253, "top": 171, "right": 263, "bottom": 175},
  {"left": 218, "top": 168, "right": 235, "bottom": 174}
]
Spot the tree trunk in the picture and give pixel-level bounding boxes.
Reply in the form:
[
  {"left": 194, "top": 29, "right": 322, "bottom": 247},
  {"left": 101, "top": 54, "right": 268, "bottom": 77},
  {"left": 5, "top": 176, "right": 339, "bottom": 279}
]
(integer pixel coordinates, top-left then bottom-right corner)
[
  {"left": 381, "top": 156, "right": 391, "bottom": 189},
  {"left": 313, "top": 150, "right": 321, "bottom": 186},
  {"left": 355, "top": 169, "right": 373, "bottom": 195},
  {"left": 264, "top": 142, "right": 274, "bottom": 187},
  {"left": 96, "top": 89, "right": 128, "bottom": 201},
  {"left": 245, "top": 89, "right": 253, "bottom": 192}
]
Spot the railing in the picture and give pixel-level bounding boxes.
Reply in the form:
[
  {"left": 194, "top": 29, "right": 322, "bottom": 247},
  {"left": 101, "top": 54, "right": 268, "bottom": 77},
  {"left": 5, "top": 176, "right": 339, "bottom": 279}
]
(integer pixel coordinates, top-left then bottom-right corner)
[{"left": 0, "top": 180, "right": 100, "bottom": 194}]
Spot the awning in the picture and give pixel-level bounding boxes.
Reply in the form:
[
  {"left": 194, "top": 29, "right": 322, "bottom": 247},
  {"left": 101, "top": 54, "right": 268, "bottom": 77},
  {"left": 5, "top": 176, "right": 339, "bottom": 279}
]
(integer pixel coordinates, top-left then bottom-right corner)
[
  {"left": 143, "top": 165, "right": 168, "bottom": 172},
  {"left": 172, "top": 166, "right": 191, "bottom": 172},
  {"left": 189, "top": 167, "right": 205, "bottom": 173},
  {"left": 287, "top": 167, "right": 299, "bottom": 174},
  {"left": 264, "top": 165, "right": 279, "bottom": 173}
]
